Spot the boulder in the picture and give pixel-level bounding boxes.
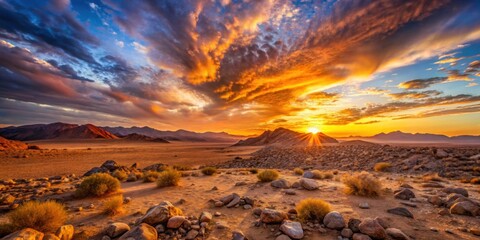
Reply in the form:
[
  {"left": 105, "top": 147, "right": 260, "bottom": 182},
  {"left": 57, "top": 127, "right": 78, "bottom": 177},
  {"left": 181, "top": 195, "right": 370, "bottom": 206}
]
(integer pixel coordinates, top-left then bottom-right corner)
[
  {"left": 394, "top": 188, "right": 415, "bottom": 200},
  {"left": 118, "top": 223, "right": 157, "bottom": 240},
  {"left": 348, "top": 218, "right": 361, "bottom": 233},
  {"left": 450, "top": 201, "right": 480, "bottom": 216},
  {"left": 271, "top": 179, "right": 291, "bottom": 189},
  {"left": 226, "top": 194, "right": 241, "bottom": 208},
  {"left": 200, "top": 211, "right": 213, "bottom": 223},
  {"left": 260, "top": 209, "right": 287, "bottom": 224},
  {"left": 136, "top": 201, "right": 182, "bottom": 225},
  {"left": 386, "top": 228, "right": 410, "bottom": 240},
  {"left": 341, "top": 228, "right": 354, "bottom": 238},
  {"left": 302, "top": 171, "right": 314, "bottom": 179},
  {"left": 427, "top": 195, "right": 444, "bottom": 207},
  {"left": 358, "top": 218, "right": 387, "bottom": 239},
  {"left": 101, "top": 160, "right": 119, "bottom": 171},
  {"left": 323, "top": 211, "right": 345, "bottom": 230},
  {"left": 279, "top": 220, "right": 304, "bottom": 239},
  {"left": 167, "top": 216, "right": 186, "bottom": 229},
  {"left": 3, "top": 228, "right": 44, "bottom": 240},
  {"left": 446, "top": 194, "right": 473, "bottom": 208},
  {"left": 232, "top": 230, "right": 247, "bottom": 240},
  {"left": 387, "top": 207, "right": 414, "bottom": 218},
  {"left": 55, "top": 225, "right": 74, "bottom": 240},
  {"left": 105, "top": 222, "right": 130, "bottom": 238},
  {"left": 442, "top": 188, "right": 468, "bottom": 197},
  {"left": 185, "top": 230, "right": 198, "bottom": 240},
  {"left": 299, "top": 178, "right": 319, "bottom": 190}
]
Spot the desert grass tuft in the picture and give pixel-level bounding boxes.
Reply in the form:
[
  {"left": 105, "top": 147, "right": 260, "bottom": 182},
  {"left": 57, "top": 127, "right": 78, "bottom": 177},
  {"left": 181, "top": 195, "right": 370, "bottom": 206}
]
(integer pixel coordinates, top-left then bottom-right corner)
[
  {"left": 201, "top": 167, "right": 217, "bottom": 176},
  {"left": 257, "top": 169, "right": 279, "bottom": 182},
  {"left": 311, "top": 170, "right": 334, "bottom": 179},
  {"left": 142, "top": 171, "right": 161, "bottom": 182},
  {"left": 293, "top": 168, "right": 304, "bottom": 175},
  {"left": 296, "top": 198, "right": 331, "bottom": 222},
  {"left": 101, "top": 195, "right": 124, "bottom": 216},
  {"left": 156, "top": 169, "right": 181, "bottom": 188},
  {"left": 75, "top": 173, "right": 120, "bottom": 198},
  {"left": 374, "top": 162, "right": 392, "bottom": 172},
  {"left": 112, "top": 170, "right": 128, "bottom": 181},
  {"left": 8, "top": 200, "right": 67, "bottom": 233},
  {"left": 342, "top": 172, "right": 382, "bottom": 197}
]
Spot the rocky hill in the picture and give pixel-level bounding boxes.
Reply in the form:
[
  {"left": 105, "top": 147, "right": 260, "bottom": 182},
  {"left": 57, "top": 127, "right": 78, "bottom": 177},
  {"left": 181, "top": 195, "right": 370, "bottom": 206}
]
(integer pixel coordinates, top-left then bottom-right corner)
[
  {"left": 346, "top": 131, "right": 480, "bottom": 144},
  {"left": 233, "top": 127, "right": 338, "bottom": 147},
  {"left": 0, "top": 136, "right": 27, "bottom": 151},
  {"left": 121, "top": 133, "right": 169, "bottom": 143}
]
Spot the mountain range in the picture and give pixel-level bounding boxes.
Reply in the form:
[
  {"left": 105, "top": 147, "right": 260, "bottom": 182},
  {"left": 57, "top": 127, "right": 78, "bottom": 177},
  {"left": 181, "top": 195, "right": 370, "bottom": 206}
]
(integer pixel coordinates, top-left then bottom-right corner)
[
  {"left": 343, "top": 131, "right": 480, "bottom": 144},
  {"left": 233, "top": 127, "right": 338, "bottom": 146}
]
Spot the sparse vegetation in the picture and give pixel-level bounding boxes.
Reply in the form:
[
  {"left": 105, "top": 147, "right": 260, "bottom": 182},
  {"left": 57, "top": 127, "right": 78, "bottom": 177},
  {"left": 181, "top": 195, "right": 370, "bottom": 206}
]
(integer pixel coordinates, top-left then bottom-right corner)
[
  {"left": 249, "top": 168, "right": 258, "bottom": 174},
  {"left": 8, "top": 200, "right": 67, "bottom": 232},
  {"left": 102, "top": 195, "right": 124, "bottom": 216},
  {"left": 201, "top": 167, "right": 217, "bottom": 176},
  {"left": 156, "top": 169, "right": 181, "bottom": 187},
  {"left": 311, "top": 170, "right": 334, "bottom": 179},
  {"left": 296, "top": 198, "right": 332, "bottom": 222},
  {"left": 112, "top": 170, "right": 128, "bottom": 181},
  {"left": 293, "top": 168, "right": 304, "bottom": 175},
  {"left": 257, "top": 169, "right": 279, "bottom": 182},
  {"left": 75, "top": 173, "right": 120, "bottom": 198},
  {"left": 173, "top": 165, "right": 192, "bottom": 171},
  {"left": 342, "top": 172, "right": 382, "bottom": 197},
  {"left": 143, "top": 171, "right": 161, "bottom": 182},
  {"left": 374, "top": 162, "right": 392, "bottom": 172}
]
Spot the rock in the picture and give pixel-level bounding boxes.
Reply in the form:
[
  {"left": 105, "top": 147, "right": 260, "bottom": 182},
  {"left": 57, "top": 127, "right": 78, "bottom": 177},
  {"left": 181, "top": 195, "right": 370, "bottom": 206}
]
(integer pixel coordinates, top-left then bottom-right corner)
[
  {"left": 185, "top": 230, "right": 199, "bottom": 240},
  {"left": 214, "top": 201, "right": 224, "bottom": 207},
  {"left": 358, "top": 202, "right": 370, "bottom": 209},
  {"left": 374, "top": 217, "right": 390, "bottom": 229},
  {"left": 422, "top": 182, "right": 444, "bottom": 188},
  {"left": 119, "top": 223, "right": 157, "bottom": 240},
  {"left": 220, "top": 193, "right": 236, "bottom": 204},
  {"left": 450, "top": 201, "right": 480, "bottom": 216},
  {"left": 232, "top": 230, "right": 247, "bottom": 240},
  {"left": 56, "top": 225, "right": 74, "bottom": 240},
  {"left": 1, "top": 194, "right": 15, "bottom": 205},
  {"left": 124, "top": 197, "right": 132, "bottom": 204},
  {"left": 43, "top": 233, "right": 61, "bottom": 240},
  {"left": 275, "top": 235, "right": 292, "bottom": 240},
  {"left": 445, "top": 193, "right": 471, "bottom": 208},
  {"left": 136, "top": 201, "right": 182, "bottom": 225},
  {"left": 253, "top": 208, "right": 263, "bottom": 216},
  {"left": 235, "top": 181, "right": 247, "bottom": 186},
  {"left": 442, "top": 188, "right": 468, "bottom": 197},
  {"left": 279, "top": 220, "right": 304, "bottom": 239},
  {"left": 352, "top": 233, "right": 372, "bottom": 240},
  {"left": 323, "top": 211, "right": 345, "bottom": 229},
  {"left": 200, "top": 211, "right": 213, "bottom": 222},
  {"left": 101, "top": 160, "right": 119, "bottom": 171},
  {"left": 271, "top": 179, "right": 291, "bottom": 189},
  {"left": 226, "top": 194, "right": 241, "bottom": 208},
  {"left": 386, "top": 228, "right": 410, "bottom": 240},
  {"left": 470, "top": 228, "right": 480, "bottom": 236},
  {"left": 105, "top": 223, "right": 130, "bottom": 238},
  {"left": 83, "top": 167, "right": 108, "bottom": 176},
  {"left": 348, "top": 218, "right": 361, "bottom": 233},
  {"left": 155, "top": 224, "right": 165, "bottom": 233},
  {"left": 400, "top": 183, "right": 413, "bottom": 189},
  {"left": 341, "top": 228, "right": 354, "bottom": 238},
  {"left": 358, "top": 218, "right": 387, "bottom": 239},
  {"left": 299, "top": 178, "right": 319, "bottom": 190},
  {"left": 427, "top": 195, "right": 444, "bottom": 207},
  {"left": 435, "top": 149, "right": 449, "bottom": 158},
  {"left": 387, "top": 207, "right": 414, "bottom": 218},
  {"left": 127, "top": 173, "right": 137, "bottom": 182},
  {"left": 243, "top": 204, "right": 252, "bottom": 210},
  {"left": 260, "top": 209, "right": 287, "bottom": 224},
  {"left": 284, "top": 189, "right": 296, "bottom": 195},
  {"left": 302, "top": 171, "right": 314, "bottom": 178},
  {"left": 167, "top": 216, "right": 186, "bottom": 228},
  {"left": 394, "top": 188, "right": 415, "bottom": 200},
  {"left": 3, "top": 228, "right": 44, "bottom": 240}
]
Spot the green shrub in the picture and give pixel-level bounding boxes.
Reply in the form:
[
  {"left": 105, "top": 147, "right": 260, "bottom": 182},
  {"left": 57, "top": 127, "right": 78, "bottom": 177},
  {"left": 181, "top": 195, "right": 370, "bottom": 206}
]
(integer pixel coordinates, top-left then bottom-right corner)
[
  {"left": 293, "top": 168, "right": 304, "bottom": 175},
  {"left": 75, "top": 173, "right": 120, "bottom": 198},
  {"left": 296, "top": 198, "right": 331, "bottom": 222},
  {"left": 374, "top": 162, "right": 392, "bottom": 172},
  {"left": 112, "top": 170, "right": 128, "bottom": 181},
  {"left": 8, "top": 201, "right": 67, "bottom": 232},
  {"left": 257, "top": 169, "right": 279, "bottom": 182},
  {"left": 342, "top": 172, "right": 382, "bottom": 197},
  {"left": 201, "top": 167, "right": 217, "bottom": 176},
  {"left": 143, "top": 171, "right": 160, "bottom": 183},
  {"left": 102, "top": 195, "right": 124, "bottom": 216},
  {"left": 156, "top": 169, "right": 181, "bottom": 188}
]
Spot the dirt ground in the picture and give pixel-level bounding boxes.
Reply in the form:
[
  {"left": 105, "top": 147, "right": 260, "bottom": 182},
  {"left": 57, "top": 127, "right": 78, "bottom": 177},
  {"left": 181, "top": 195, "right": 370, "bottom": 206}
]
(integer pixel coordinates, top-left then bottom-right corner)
[{"left": 0, "top": 140, "right": 260, "bottom": 179}]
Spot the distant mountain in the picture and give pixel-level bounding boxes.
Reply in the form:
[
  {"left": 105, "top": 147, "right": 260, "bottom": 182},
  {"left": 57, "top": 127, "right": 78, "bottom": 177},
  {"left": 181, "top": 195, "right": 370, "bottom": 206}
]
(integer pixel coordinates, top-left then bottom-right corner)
[
  {"left": 102, "top": 126, "right": 244, "bottom": 142},
  {"left": 120, "top": 133, "right": 170, "bottom": 143},
  {"left": 339, "top": 140, "right": 379, "bottom": 146},
  {"left": 0, "top": 122, "right": 118, "bottom": 141},
  {"left": 345, "top": 131, "right": 480, "bottom": 144},
  {"left": 0, "top": 136, "right": 27, "bottom": 151},
  {"left": 233, "top": 127, "right": 338, "bottom": 146}
]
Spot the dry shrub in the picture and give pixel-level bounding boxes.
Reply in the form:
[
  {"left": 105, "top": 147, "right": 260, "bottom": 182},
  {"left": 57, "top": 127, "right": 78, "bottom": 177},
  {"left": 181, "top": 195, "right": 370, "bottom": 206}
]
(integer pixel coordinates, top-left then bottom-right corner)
[
  {"left": 471, "top": 177, "right": 480, "bottom": 184},
  {"left": 311, "top": 170, "right": 334, "bottom": 179},
  {"left": 102, "top": 195, "right": 124, "bottom": 216},
  {"left": 173, "top": 165, "right": 192, "bottom": 171},
  {"left": 293, "top": 168, "right": 304, "bottom": 175},
  {"left": 257, "top": 169, "right": 279, "bottom": 182},
  {"left": 249, "top": 168, "right": 258, "bottom": 174},
  {"left": 374, "top": 162, "right": 392, "bottom": 172},
  {"left": 8, "top": 201, "right": 67, "bottom": 232},
  {"left": 201, "top": 167, "right": 217, "bottom": 176},
  {"left": 0, "top": 223, "right": 15, "bottom": 238},
  {"left": 112, "top": 170, "right": 128, "bottom": 181},
  {"left": 296, "top": 198, "right": 331, "bottom": 222},
  {"left": 156, "top": 169, "right": 181, "bottom": 188},
  {"left": 322, "top": 171, "right": 334, "bottom": 179},
  {"left": 143, "top": 171, "right": 160, "bottom": 183},
  {"left": 342, "top": 172, "right": 382, "bottom": 197},
  {"left": 76, "top": 173, "right": 120, "bottom": 198}
]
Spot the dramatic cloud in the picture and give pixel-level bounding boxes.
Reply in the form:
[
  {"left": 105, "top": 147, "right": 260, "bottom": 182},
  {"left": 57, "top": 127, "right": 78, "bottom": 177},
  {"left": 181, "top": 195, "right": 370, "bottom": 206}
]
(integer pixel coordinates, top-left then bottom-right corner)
[
  {"left": 388, "top": 90, "right": 442, "bottom": 100},
  {"left": 398, "top": 77, "right": 447, "bottom": 89}
]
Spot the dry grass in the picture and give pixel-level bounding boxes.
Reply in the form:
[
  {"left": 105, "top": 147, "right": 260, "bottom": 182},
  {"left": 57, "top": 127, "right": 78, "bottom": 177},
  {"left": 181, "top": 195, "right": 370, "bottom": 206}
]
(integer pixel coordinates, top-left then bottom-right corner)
[
  {"left": 201, "top": 167, "right": 217, "bottom": 176},
  {"left": 156, "top": 169, "right": 181, "bottom": 188},
  {"left": 257, "top": 169, "right": 279, "bottom": 182},
  {"left": 471, "top": 177, "right": 480, "bottom": 184},
  {"left": 112, "top": 170, "right": 128, "bottom": 181},
  {"left": 342, "top": 172, "right": 382, "bottom": 197},
  {"left": 101, "top": 195, "right": 124, "bottom": 216},
  {"left": 293, "top": 168, "right": 304, "bottom": 175},
  {"left": 8, "top": 200, "right": 67, "bottom": 233},
  {"left": 75, "top": 173, "right": 120, "bottom": 198},
  {"left": 173, "top": 165, "right": 192, "bottom": 171},
  {"left": 142, "top": 171, "right": 160, "bottom": 182},
  {"left": 311, "top": 170, "right": 334, "bottom": 179},
  {"left": 296, "top": 198, "right": 332, "bottom": 222},
  {"left": 374, "top": 162, "right": 392, "bottom": 172}
]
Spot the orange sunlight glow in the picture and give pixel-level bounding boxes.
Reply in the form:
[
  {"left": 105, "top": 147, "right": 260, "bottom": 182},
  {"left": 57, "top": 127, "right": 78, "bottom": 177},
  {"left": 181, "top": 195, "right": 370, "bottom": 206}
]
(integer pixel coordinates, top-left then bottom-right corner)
[{"left": 307, "top": 127, "right": 320, "bottom": 134}]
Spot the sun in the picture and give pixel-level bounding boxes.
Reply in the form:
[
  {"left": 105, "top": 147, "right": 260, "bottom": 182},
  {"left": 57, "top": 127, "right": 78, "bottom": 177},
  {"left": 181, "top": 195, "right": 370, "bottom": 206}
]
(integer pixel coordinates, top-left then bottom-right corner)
[{"left": 307, "top": 127, "right": 320, "bottom": 134}]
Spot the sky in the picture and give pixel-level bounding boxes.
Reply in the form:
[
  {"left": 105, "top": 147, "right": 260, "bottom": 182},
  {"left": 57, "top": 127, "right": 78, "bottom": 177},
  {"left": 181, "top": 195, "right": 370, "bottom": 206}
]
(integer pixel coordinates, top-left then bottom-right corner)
[{"left": 0, "top": 0, "right": 479, "bottom": 137}]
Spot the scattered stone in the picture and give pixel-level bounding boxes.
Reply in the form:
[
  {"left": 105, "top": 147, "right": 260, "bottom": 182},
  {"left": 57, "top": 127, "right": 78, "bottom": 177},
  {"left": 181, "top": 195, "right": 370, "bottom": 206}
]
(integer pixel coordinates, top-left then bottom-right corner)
[
  {"left": 299, "top": 178, "right": 319, "bottom": 190},
  {"left": 387, "top": 207, "right": 414, "bottom": 218},
  {"left": 136, "top": 201, "right": 182, "bottom": 225},
  {"left": 260, "top": 209, "right": 287, "bottom": 224},
  {"left": 358, "top": 218, "right": 387, "bottom": 239},
  {"left": 167, "top": 216, "right": 186, "bottom": 229},
  {"left": 323, "top": 211, "right": 345, "bottom": 230},
  {"left": 271, "top": 179, "right": 291, "bottom": 189},
  {"left": 430, "top": 227, "right": 438, "bottom": 232},
  {"left": 235, "top": 181, "right": 247, "bottom": 186},
  {"left": 386, "top": 228, "right": 410, "bottom": 240},
  {"left": 394, "top": 188, "right": 415, "bottom": 200},
  {"left": 400, "top": 202, "right": 417, "bottom": 208},
  {"left": 285, "top": 189, "right": 296, "bottom": 195},
  {"left": 275, "top": 235, "right": 292, "bottom": 240},
  {"left": 232, "top": 230, "right": 247, "bottom": 240},
  {"left": 105, "top": 222, "right": 130, "bottom": 238},
  {"left": 119, "top": 223, "right": 157, "bottom": 240},
  {"left": 185, "top": 230, "right": 199, "bottom": 240},
  {"left": 358, "top": 202, "right": 370, "bottom": 209},
  {"left": 280, "top": 220, "right": 304, "bottom": 239},
  {"left": 226, "top": 194, "right": 241, "bottom": 208},
  {"left": 200, "top": 211, "right": 213, "bottom": 222},
  {"left": 3, "top": 228, "right": 44, "bottom": 240},
  {"left": 470, "top": 228, "right": 480, "bottom": 236},
  {"left": 341, "top": 228, "right": 354, "bottom": 238},
  {"left": 348, "top": 218, "right": 361, "bottom": 233},
  {"left": 400, "top": 183, "right": 413, "bottom": 189},
  {"left": 56, "top": 225, "right": 74, "bottom": 240},
  {"left": 352, "top": 233, "right": 372, "bottom": 240},
  {"left": 442, "top": 188, "right": 468, "bottom": 197},
  {"left": 302, "top": 171, "right": 314, "bottom": 179},
  {"left": 450, "top": 201, "right": 479, "bottom": 216},
  {"left": 428, "top": 195, "right": 444, "bottom": 207}
]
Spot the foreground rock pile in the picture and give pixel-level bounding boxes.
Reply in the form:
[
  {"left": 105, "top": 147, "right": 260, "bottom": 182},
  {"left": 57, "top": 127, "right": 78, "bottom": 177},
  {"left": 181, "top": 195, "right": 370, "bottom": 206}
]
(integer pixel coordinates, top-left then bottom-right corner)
[{"left": 218, "top": 145, "right": 480, "bottom": 179}]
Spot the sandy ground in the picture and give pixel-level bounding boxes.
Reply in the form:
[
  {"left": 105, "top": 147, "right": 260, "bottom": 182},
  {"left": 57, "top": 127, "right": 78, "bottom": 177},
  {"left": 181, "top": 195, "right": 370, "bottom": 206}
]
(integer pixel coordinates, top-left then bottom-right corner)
[
  {"left": 0, "top": 140, "right": 260, "bottom": 179},
  {"left": 4, "top": 169, "right": 477, "bottom": 240}
]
